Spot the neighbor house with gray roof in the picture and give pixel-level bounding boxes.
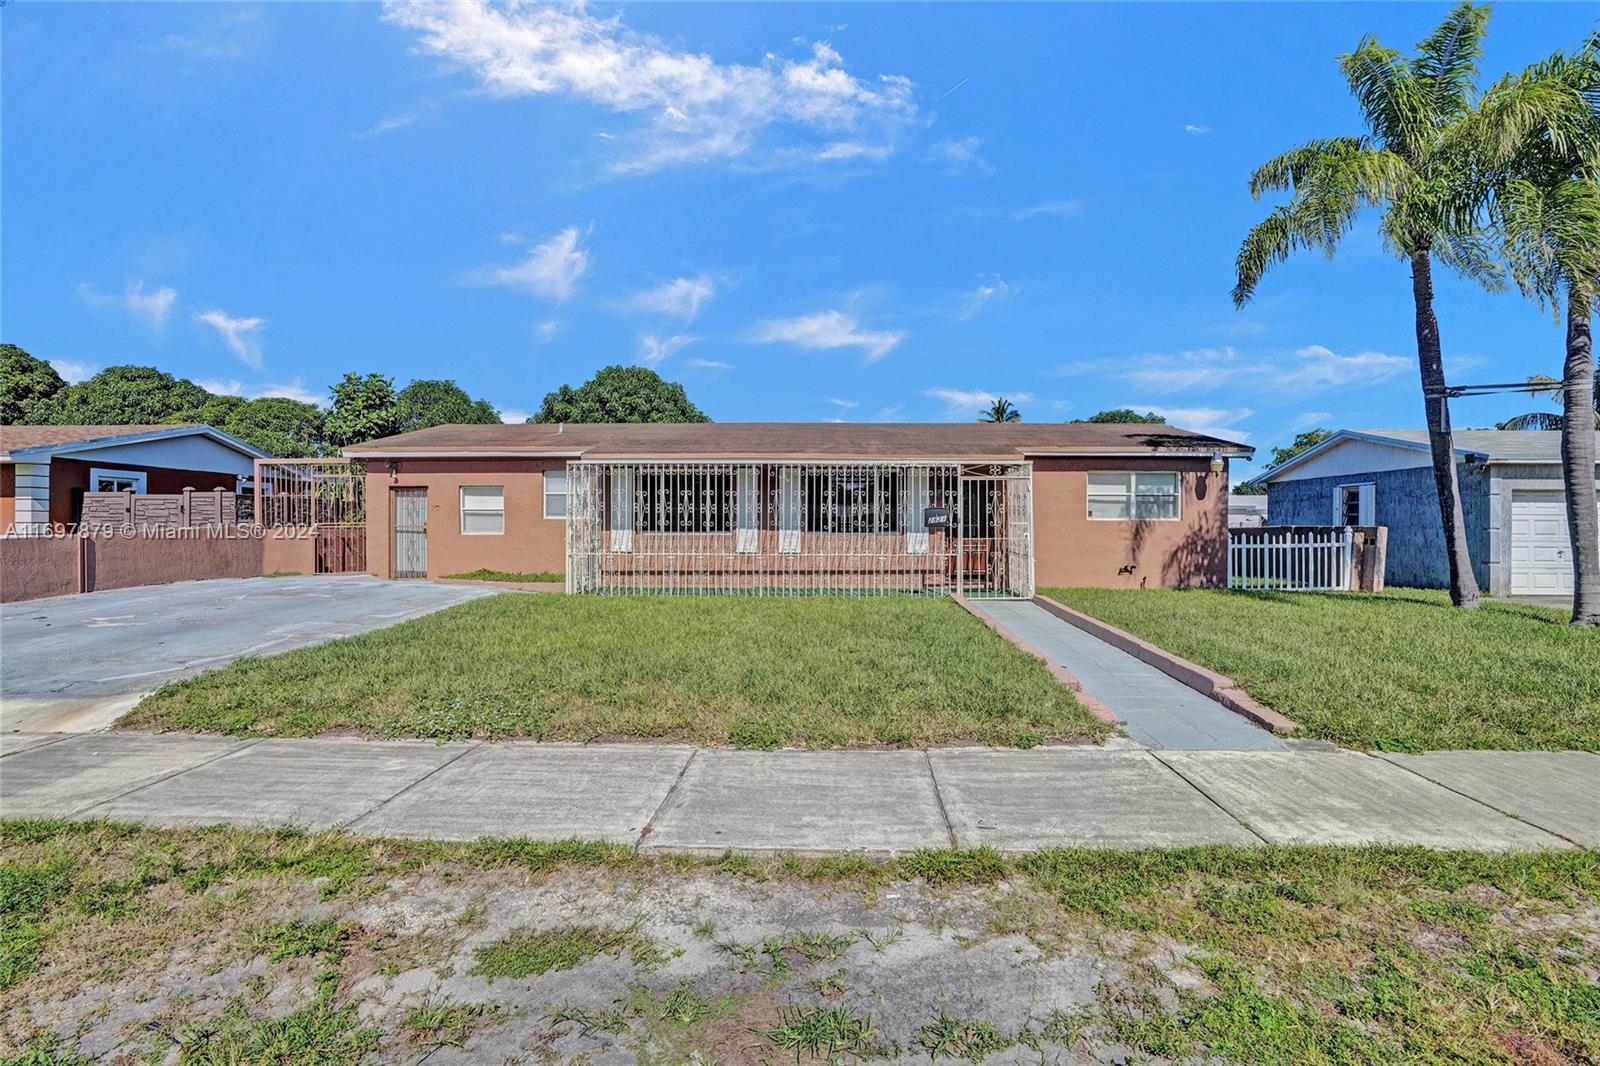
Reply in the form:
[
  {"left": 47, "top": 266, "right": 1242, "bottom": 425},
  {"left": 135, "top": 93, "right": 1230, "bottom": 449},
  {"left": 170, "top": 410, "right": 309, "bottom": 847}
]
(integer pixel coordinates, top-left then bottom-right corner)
[{"left": 1251, "top": 428, "right": 1600, "bottom": 596}]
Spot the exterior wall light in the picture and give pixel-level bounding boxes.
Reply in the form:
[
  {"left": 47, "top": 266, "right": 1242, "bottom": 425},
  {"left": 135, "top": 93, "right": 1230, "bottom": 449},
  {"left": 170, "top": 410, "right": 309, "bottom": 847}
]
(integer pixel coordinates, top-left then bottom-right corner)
[{"left": 1208, "top": 452, "right": 1225, "bottom": 474}]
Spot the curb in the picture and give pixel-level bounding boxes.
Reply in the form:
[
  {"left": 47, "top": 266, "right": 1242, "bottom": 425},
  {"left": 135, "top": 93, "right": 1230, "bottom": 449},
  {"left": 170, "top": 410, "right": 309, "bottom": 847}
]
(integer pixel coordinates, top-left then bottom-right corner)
[
  {"left": 952, "top": 594, "right": 1121, "bottom": 727},
  {"left": 433, "top": 578, "right": 564, "bottom": 593},
  {"left": 1030, "top": 595, "right": 1301, "bottom": 735}
]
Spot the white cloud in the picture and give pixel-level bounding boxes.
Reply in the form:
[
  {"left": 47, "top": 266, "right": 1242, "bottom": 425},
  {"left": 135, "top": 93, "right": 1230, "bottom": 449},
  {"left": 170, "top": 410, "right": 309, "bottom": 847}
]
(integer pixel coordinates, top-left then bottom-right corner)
[
  {"left": 477, "top": 227, "right": 589, "bottom": 302},
  {"left": 124, "top": 281, "right": 177, "bottom": 328},
  {"left": 753, "top": 310, "right": 906, "bottom": 363},
  {"left": 194, "top": 378, "right": 244, "bottom": 395},
  {"left": 1287, "top": 345, "right": 1409, "bottom": 388},
  {"left": 49, "top": 359, "right": 98, "bottom": 384},
  {"left": 535, "top": 320, "right": 559, "bottom": 342},
  {"left": 815, "top": 140, "right": 893, "bottom": 162},
  {"left": 957, "top": 277, "right": 1013, "bottom": 320},
  {"left": 384, "top": 2, "right": 917, "bottom": 173},
  {"left": 499, "top": 408, "right": 531, "bottom": 424},
  {"left": 194, "top": 378, "right": 323, "bottom": 406},
  {"left": 1136, "top": 405, "right": 1253, "bottom": 442},
  {"left": 1293, "top": 410, "right": 1334, "bottom": 429},
  {"left": 1116, "top": 344, "right": 1408, "bottom": 394},
  {"left": 77, "top": 280, "right": 178, "bottom": 329},
  {"left": 1012, "top": 200, "right": 1081, "bottom": 221},
  {"left": 639, "top": 333, "right": 697, "bottom": 367},
  {"left": 194, "top": 308, "right": 266, "bottom": 369},
  {"left": 932, "top": 135, "right": 991, "bottom": 174},
  {"left": 922, "top": 387, "right": 1035, "bottom": 419},
  {"left": 1184, "top": 123, "right": 1213, "bottom": 135},
  {"left": 631, "top": 275, "right": 716, "bottom": 321},
  {"left": 352, "top": 112, "right": 416, "bottom": 139},
  {"left": 686, "top": 357, "right": 734, "bottom": 370},
  {"left": 826, "top": 397, "right": 859, "bottom": 409}
]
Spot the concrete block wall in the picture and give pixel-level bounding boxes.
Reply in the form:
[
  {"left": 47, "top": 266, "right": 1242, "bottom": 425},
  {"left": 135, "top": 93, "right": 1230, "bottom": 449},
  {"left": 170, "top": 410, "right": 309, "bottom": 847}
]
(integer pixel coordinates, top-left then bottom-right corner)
[
  {"left": 81, "top": 490, "right": 239, "bottom": 528},
  {"left": 1267, "top": 465, "right": 1490, "bottom": 590}
]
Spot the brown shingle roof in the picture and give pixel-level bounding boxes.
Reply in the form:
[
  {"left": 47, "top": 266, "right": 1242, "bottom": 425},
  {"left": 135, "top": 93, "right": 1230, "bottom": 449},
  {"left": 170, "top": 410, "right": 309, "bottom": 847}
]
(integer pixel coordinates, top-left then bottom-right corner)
[
  {"left": 0, "top": 424, "right": 198, "bottom": 453},
  {"left": 344, "top": 422, "right": 1253, "bottom": 460}
]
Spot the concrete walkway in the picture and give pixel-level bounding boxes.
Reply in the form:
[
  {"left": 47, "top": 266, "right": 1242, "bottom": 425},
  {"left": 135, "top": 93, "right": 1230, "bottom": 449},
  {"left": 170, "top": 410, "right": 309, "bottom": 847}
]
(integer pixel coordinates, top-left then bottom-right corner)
[
  {"left": 3, "top": 732, "right": 1595, "bottom": 852},
  {"left": 971, "top": 600, "right": 1286, "bottom": 750}
]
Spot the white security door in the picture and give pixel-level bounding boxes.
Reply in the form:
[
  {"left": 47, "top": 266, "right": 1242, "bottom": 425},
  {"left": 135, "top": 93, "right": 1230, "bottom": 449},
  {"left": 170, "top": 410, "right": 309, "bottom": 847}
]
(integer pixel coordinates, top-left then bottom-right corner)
[{"left": 1509, "top": 491, "right": 1585, "bottom": 595}]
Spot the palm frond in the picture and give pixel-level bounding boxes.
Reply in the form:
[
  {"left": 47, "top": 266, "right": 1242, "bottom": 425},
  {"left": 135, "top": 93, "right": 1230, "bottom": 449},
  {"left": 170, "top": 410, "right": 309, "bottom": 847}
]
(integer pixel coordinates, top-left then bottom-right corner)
[
  {"left": 1496, "top": 411, "right": 1565, "bottom": 431},
  {"left": 1340, "top": 38, "right": 1431, "bottom": 156},
  {"left": 1249, "top": 137, "right": 1370, "bottom": 197},
  {"left": 1414, "top": 3, "right": 1491, "bottom": 119},
  {"left": 1432, "top": 229, "right": 1507, "bottom": 292}
]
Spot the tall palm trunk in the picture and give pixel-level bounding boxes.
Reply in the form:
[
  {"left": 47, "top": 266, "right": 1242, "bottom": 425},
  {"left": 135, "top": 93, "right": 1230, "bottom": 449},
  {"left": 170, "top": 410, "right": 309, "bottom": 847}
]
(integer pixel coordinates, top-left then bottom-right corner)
[
  {"left": 1411, "top": 251, "right": 1481, "bottom": 607},
  {"left": 1562, "top": 282, "right": 1599, "bottom": 625}
]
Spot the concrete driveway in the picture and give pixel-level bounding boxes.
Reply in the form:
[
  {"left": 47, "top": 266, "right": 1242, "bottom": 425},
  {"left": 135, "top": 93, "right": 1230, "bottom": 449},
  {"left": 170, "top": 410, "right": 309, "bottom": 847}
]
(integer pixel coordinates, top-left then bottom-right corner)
[{"left": 0, "top": 575, "right": 494, "bottom": 733}]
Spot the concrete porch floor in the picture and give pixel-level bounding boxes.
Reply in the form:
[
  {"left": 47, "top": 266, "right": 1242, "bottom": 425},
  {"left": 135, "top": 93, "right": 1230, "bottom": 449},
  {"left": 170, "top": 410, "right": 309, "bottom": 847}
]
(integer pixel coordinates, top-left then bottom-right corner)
[{"left": 3, "top": 732, "right": 1594, "bottom": 852}]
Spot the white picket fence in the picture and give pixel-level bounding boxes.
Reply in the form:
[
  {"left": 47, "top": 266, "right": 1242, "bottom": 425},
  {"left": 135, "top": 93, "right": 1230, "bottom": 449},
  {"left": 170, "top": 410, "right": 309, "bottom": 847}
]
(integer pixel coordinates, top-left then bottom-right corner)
[{"left": 1228, "top": 526, "right": 1354, "bottom": 592}]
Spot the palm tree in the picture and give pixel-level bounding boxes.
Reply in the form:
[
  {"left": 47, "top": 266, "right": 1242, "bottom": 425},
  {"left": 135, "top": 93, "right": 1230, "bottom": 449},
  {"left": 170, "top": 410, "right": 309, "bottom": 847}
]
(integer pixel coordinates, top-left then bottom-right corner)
[
  {"left": 1481, "top": 37, "right": 1600, "bottom": 624},
  {"left": 1496, "top": 374, "right": 1597, "bottom": 430},
  {"left": 979, "top": 398, "right": 1022, "bottom": 423},
  {"left": 1233, "top": 3, "right": 1500, "bottom": 608}
]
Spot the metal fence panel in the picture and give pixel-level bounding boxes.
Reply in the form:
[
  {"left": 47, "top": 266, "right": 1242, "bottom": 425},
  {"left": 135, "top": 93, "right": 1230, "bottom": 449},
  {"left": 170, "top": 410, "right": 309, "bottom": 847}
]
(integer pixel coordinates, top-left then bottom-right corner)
[{"left": 566, "top": 460, "right": 1033, "bottom": 597}]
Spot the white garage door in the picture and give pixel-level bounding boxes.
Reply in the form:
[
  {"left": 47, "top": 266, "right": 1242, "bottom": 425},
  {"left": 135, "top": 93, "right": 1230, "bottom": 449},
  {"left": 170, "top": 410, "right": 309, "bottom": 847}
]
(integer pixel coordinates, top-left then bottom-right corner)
[{"left": 1509, "top": 491, "right": 1594, "bottom": 595}]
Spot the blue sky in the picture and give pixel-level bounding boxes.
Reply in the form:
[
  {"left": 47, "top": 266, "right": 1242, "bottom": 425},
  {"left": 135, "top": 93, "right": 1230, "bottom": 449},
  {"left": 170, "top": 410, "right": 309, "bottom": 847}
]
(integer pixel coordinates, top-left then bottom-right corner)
[{"left": 4, "top": 2, "right": 1595, "bottom": 476}]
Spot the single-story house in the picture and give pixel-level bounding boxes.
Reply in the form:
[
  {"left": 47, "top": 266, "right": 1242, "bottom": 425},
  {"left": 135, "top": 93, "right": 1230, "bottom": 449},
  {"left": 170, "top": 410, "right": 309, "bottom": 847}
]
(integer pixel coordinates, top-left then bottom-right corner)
[
  {"left": 1251, "top": 428, "right": 1600, "bottom": 596},
  {"left": 343, "top": 422, "right": 1252, "bottom": 595},
  {"left": 0, "top": 424, "right": 267, "bottom": 534}
]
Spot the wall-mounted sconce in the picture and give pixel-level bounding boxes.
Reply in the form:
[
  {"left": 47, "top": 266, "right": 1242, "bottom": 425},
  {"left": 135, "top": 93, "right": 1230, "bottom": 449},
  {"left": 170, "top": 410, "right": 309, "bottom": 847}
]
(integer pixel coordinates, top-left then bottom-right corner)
[
  {"left": 386, "top": 460, "right": 399, "bottom": 482},
  {"left": 1208, "top": 452, "right": 1225, "bottom": 475}
]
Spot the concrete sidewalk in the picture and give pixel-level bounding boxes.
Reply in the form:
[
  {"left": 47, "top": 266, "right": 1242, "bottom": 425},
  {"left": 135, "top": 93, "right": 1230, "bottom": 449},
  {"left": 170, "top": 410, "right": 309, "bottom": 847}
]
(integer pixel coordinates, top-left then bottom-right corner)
[
  {"left": 969, "top": 600, "right": 1286, "bottom": 751},
  {"left": 3, "top": 732, "right": 1595, "bottom": 852}
]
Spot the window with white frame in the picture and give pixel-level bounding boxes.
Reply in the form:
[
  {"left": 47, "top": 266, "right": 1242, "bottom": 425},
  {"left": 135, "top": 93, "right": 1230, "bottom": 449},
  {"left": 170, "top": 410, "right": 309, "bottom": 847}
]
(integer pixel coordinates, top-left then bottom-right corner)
[
  {"left": 1086, "top": 471, "right": 1181, "bottom": 520},
  {"left": 460, "top": 485, "right": 505, "bottom": 534},
  {"left": 89, "top": 467, "right": 148, "bottom": 493},
  {"left": 544, "top": 469, "right": 568, "bottom": 518}
]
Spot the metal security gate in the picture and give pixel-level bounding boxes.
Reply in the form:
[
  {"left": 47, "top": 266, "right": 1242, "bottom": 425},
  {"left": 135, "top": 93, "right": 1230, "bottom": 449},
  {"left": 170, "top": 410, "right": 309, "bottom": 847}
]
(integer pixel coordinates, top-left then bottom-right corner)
[
  {"left": 392, "top": 488, "right": 428, "bottom": 578},
  {"left": 958, "top": 464, "right": 1034, "bottom": 599},
  {"left": 566, "top": 460, "right": 1032, "bottom": 598}
]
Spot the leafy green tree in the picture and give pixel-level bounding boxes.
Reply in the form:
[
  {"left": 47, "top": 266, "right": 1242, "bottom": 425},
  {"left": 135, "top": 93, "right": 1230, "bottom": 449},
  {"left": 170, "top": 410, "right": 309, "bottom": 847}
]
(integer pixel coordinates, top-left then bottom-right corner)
[
  {"left": 221, "top": 397, "right": 328, "bottom": 457},
  {"left": 324, "top": 373, "right": 401, "bottom": 447},
  {"left": 173, "top": 393, "right": 247, "bottom": 428},
  {"left": 533, "top": 365, "right": 709, "bottom": 424},
  {"left": 393, "top": 379, "right": 499, "bottom": 433},
  {"left": 1233, "top": 3, "right": 1499, "bottom": 608},
  {"left": 1267, "top": 428, "right": 1335, "bottom": 469},
  {"left": 0, "top": 344, "right": 66, "bottom": 423},
  {"left": 1481, "top": 36, "right": 1600, "bottom": 623},
  {"left": 978, "top": 397, "right": 1022, "bottom": 423},
  {"left": 1071, "top": 409, "right": 1167, "bottom": 424},
  {"left": 52, "top": 365, "right": 212, "bottom": 425}
]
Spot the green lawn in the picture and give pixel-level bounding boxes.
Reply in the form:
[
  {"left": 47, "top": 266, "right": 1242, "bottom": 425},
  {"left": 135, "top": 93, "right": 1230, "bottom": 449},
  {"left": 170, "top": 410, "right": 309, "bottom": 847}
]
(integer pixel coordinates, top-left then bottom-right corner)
[
  {"left": 439, "top": 568, "right": 564, "bottom": 583},
  {"left": 124, "top": 595, "right": 1105, "bottom": 748},
  {"left": 1043, "top": 587, "right": 1600, "bottom": 752},
  {"left": 4, "top": 821, "right": 1597, "bottom": 1064}
]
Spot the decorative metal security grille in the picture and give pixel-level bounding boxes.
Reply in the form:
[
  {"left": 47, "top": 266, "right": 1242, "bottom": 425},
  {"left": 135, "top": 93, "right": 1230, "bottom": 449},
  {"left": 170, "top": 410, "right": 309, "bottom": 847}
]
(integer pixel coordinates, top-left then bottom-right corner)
[{"left": 565, "top": 460, "right": 1032, "bottom": 597}]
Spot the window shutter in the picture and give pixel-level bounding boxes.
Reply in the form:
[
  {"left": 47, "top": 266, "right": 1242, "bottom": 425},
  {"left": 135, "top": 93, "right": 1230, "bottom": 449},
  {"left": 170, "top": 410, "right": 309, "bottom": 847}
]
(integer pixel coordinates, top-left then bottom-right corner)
[
  {"left": 904, "top": 466, "right": 929, "bottom": 555},
  {"left": 1358, "top": 483, "right": 1375, "bottom": 527},
  {"left": 610, "top": 467, "right": 634, "bottom": 552},
  {"left": 778, "top": 467, "right": 801, "bottom": 554},
  {"left": 736, "top": 466, "right": 759, "bottom": 553}
]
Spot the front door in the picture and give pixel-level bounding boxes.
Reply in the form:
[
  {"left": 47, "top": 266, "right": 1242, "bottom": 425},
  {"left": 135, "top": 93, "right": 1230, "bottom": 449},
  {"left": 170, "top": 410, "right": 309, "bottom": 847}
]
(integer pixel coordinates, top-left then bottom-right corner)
[{"left": 392, "top": 488, "right": 428, "bottom": 578}]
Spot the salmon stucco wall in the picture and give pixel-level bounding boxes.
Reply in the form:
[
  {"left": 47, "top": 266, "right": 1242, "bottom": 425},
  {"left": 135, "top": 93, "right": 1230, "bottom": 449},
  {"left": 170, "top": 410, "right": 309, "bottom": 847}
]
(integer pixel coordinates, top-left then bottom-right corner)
[
  {"left": 50, "top": 457, "right": 238, "bottom": 526},
  {"left": 365, "top": 459, "right": 567, "bottom": 579},
  {"left": 1031, "top": 456, "right": 1229, "bottom": 588},
  {"left": 0, "top": 464, "right": 14, "bottom": 532}
]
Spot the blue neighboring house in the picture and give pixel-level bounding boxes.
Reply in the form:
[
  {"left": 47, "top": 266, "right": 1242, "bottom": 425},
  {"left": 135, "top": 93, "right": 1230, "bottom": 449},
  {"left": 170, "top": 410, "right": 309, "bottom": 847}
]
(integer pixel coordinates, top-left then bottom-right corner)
[{"left": 1250, "top": 429, "right": 1600, "bottom": 596}]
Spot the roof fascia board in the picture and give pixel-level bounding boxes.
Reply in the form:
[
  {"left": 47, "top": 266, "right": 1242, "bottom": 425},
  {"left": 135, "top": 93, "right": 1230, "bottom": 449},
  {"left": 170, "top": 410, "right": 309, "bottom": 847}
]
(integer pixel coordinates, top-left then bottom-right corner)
[{"left": 4, "top": 425, "right": 268, "bottom": 463}]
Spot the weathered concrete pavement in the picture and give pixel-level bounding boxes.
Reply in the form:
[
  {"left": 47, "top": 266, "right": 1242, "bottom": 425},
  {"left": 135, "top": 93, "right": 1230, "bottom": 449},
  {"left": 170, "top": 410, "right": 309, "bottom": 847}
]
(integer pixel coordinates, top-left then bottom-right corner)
[{"left": 3, "top": 733, "right": 1594, "bottom": 852}]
